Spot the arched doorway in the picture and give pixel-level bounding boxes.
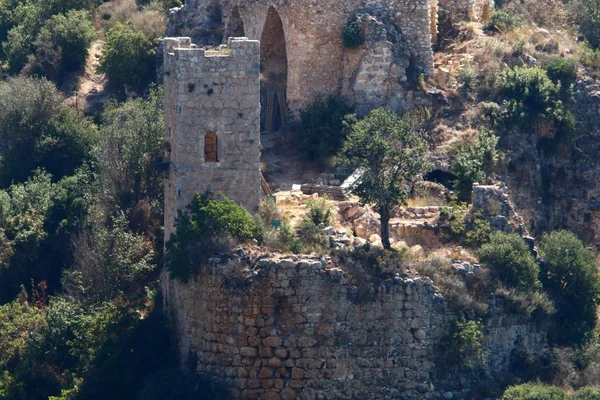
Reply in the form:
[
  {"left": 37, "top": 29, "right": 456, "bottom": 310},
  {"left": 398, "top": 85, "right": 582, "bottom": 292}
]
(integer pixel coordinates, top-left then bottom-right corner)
[
  {"left": 260, "top": 7, "right": 287, "bottom": 133},
  {"left": 227, "top": 6, "right": 245, "bottom": 37}
]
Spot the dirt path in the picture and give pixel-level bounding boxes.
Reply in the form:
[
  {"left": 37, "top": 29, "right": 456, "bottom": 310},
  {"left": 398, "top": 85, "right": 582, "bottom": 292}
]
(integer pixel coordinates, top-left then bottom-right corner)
[{"left": 65, "top": 40, "right": 109, "bottom": 113}]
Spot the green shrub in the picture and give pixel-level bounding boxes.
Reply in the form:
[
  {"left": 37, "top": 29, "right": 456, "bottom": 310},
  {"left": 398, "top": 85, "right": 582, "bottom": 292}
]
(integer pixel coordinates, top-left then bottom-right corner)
[
  {"left": 579, "top": 42, "right": 600, "bottom": 68},
  {"left": 499, "top": 383, "right": 568, "bottom": 400},
  {"left": 29, "top": 10, "right": 96, "bottom": 82},
  {"left": 494, "top": 287, "right": 555, "bottom": 318},
  {"left": 544, "top": 57, "right": 577, "bottom": 94},
  {"left": 494, "top": 66, "right": 571, "bottom": 132},
  {"left": 298, "top": 217, "right": 328, "bottom": 252},
  {"left": 440, "top": 319, "right": 484, "bottom": 367},
  {"left": 464, "top": 215, "right": 492, "bottom": 248},
  {"left": 342, "top": 18, "right": 364, "bottom": 49},
  {"left": 295, "top": 96, "right": 352, "bottom": 162},
  {"left": 479, "top": 232, "right": 541, "bottom": 290},
  {"left": 539, "top": 231, "right": 600, "bottom": 346},
  {"left": 99, "top": 22, "right": 157, "bottom": 94},
  {"left": 487, "top": 9, "right": 524, "bottom": 32},
  {"left": 305, "top": 198, "right": 332, "bottom": 226},
  {"left": 497, "top": 66, "right": 558, "bottom": 114},
  {"left": 0, "top": 77, "right": 98, "bottom": 186},
  {"left": 452, "top": 131, "right": 500, "bottom": 202},
  {"left": 573, "top": 387, "right": 600, "bottom": 400},
  {"left": 166, "top": 192, "right": 257, "bottom": 282}
]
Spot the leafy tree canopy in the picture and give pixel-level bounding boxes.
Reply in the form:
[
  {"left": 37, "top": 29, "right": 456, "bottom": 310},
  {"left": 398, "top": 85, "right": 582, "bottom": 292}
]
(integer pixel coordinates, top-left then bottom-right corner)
[{"left": 339, "top": 108, "right": 429, "bottom": 249}]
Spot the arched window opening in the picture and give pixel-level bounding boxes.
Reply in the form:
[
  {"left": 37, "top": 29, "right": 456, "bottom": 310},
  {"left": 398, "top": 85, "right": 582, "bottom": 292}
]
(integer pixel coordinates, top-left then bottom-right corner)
[{"left": 205, "top": 131, "right": 218, "bottom": 162}]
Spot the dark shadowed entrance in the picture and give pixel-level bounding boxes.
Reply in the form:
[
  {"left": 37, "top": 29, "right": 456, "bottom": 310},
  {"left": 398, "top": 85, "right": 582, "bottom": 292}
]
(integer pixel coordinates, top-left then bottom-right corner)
[
  {"left": 260, "top": 7, "right": 287, "bottom": 133},
  {"left": 227, "top": 6, "right": 245, "bottom": 37}
]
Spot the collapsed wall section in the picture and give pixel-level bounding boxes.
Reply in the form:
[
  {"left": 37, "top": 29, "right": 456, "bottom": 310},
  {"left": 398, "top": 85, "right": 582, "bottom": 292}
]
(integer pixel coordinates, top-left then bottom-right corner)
[{"left": 162, "top": 37, "right": 261, "bottom": 241}]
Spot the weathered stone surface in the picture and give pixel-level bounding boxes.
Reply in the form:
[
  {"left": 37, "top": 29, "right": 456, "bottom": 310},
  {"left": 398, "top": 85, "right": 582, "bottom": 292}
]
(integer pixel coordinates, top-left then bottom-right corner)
[
  {"left": 167, "top": 0, "right": 440, "bottom": 115},
  {"left": 162, "top": 257, "right": 547, "bottom": 399},
  {"left": 162, "top": 37, "right": 261, "bottom": 242}
]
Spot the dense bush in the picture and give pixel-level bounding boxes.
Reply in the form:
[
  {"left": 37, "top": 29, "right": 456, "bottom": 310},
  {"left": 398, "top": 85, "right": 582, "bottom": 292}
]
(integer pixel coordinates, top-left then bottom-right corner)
[
  {"left": 97, "top": 86, "right": 164, "bottom": 210},
  {"left": 499, "top": 383, "right": 568, "bottom": 400},
  {"left": 439, "top": 319, "right": 484, "bottom": 367},
  {"left": 64, "top": 213, "right": 155, "bottom": 304},
  {"left": 295, "top": 96, "right": 352, "bottom": 162},
  {"left": 452, "top": 131, "right": 500, "bottom": 202},
  {"left": 495, "top": 66, "right": 574, "bottom": 135},
  {"left": 0, "top": 0, "right": 93, "bottom": 74},
  {"left": 342, "top": 17, "right": 364, "bottom": 49},
  {"left": 27, "top": 10, "right": 96, "bottom": 82},
  {"left": 487, "top": 9, "right": 524, "bottom": 32},
  {"left": 497, "top": 66, "right": 558, "bottom": 115},
  {"left": 305, "top": 198, "right": 333, "bottom": 227},
  {"left": 574, "top": 387, "right": 600, "bottom": 400},
  {"left": 0, "top": 170, "right": 92, "bottom": 303},
  {"left": 545, "top": 57, "right": 577, "bottom": 94},
  {"left": 298, "top": 217, "right": 328, "bottom": 252},
  {"left": 479, "top": 232, "right": 541, "bottom": 290},
  {"left": 99, "top": 22, "right": 157, "bottom": 94},
  {"left": 539, "top": 231, "right": 600, "bottom": 346},
  {"left": 0, "top": 77, "right": 98, "bottom": 186},
  {"left": 166, "top": 192, "right": 258, "bottom": 282}
]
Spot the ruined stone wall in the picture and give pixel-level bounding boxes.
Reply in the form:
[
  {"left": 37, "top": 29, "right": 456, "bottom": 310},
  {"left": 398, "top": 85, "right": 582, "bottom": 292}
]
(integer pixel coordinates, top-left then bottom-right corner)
[
  {"left": 169, "top": 0, "right": 435, "bottom": 112},
  {"left": 438, "top": 0, "right": 494, "bottom": 22},
  {"left": 163, "top": 256, "right": 548, "bottom": 399},
  {"left": 162, "top": 37, "right": 261, "bottom": 240}
]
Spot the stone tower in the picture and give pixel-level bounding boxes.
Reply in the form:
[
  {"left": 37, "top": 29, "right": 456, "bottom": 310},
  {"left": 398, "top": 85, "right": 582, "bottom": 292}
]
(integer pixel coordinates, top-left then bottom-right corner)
[{"left": 162, "top": 37, "right": 261, "bottom": 241}]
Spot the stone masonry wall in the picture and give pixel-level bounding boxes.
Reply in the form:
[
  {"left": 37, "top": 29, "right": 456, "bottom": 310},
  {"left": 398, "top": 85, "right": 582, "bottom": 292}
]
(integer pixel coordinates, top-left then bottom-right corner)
[
  {"left": 162, "top": 37, "right": 261, "bottom": 241},
  {"left": 162, "top": 256, "right": 548, "bottom": 399},
  {"left": 169, "top": 0, "right": 435, "bottom": 112},
  {"left": 438, "top": 0, "right": 494, "bottom": 22}
]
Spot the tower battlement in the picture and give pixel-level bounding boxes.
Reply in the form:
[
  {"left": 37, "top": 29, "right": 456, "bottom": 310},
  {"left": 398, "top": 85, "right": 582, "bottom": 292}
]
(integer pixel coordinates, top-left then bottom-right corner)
[{"left": 162, "top": 37, "right": 261, "bottom": 241}]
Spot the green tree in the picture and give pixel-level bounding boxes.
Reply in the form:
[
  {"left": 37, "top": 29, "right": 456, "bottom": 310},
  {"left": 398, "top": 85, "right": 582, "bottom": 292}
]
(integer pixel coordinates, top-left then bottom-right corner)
[
  {"left": 29, "top": 10, "right": 96, "bottom": 82},
  {"left": 0, "top": 169, "right": 92, "bottom": 304},
  {"left": 97, "top": 87, "right": 164, "bottom": 210},
  {"left": 166, "top": 192, "right": 257, "bottom": 282},
  {"left": 0, "top": 77, "right": 98, "bottom": 186},
  {"left": 64, "top": 214, "right": 155, "bottom": 304},
  {"left": 99, "top": 22, "right": 157, "bottom": 94},
  {"left": 539, "top": 230, "right": 600, "bottom": 346},
  {"left": 339, "top": 108, "right": 429, "bottom": 249},
  {"left": 296, "top": 96, "right": 352, "bottom": 162},
  {"left": 478, "top": 232, "right": 541, "bottom": 290}
]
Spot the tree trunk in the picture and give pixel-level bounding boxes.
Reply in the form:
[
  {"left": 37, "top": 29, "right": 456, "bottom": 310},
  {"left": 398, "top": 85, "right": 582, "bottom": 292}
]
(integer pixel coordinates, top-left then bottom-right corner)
[{"left": 380, "top": 206, "right": 391, "bottom": 250}]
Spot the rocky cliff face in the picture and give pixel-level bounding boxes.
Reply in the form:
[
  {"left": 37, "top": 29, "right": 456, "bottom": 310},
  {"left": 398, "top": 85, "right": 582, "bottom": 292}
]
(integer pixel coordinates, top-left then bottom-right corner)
[
  {"left": 500, "top": 80, "right": 600, "bottom": 246},
  {"left": 162, "top": 253, "right": 547, "bottom": 399}
]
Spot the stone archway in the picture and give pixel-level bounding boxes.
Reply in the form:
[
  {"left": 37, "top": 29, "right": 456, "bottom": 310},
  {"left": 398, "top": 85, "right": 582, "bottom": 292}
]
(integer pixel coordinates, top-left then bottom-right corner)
[
  {"left": 227, "top": 6, "right": 245, "bottom": 37},
  {"left": 260, "top": 7, "right": 287, "bottom": 133}
]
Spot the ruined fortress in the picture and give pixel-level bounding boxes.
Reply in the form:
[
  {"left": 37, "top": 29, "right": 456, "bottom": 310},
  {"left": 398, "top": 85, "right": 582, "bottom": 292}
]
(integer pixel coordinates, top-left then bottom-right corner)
[
  {"left": 156, "top": 1, "right": 549, "bottom": 399},
  {"left": 167, "top": 0, "right": 493, "bottom": 118}
]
